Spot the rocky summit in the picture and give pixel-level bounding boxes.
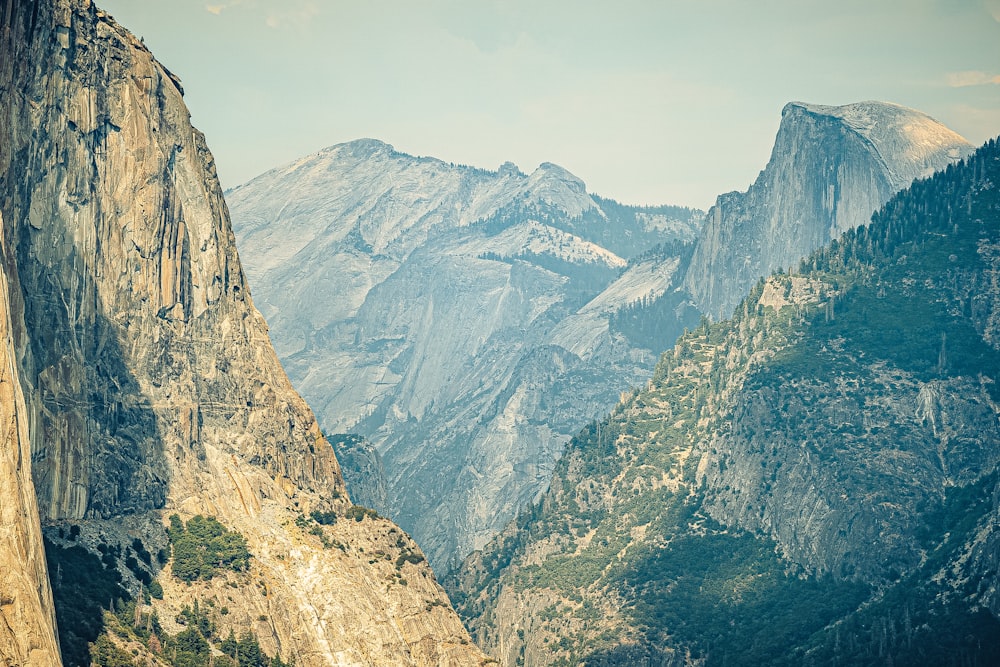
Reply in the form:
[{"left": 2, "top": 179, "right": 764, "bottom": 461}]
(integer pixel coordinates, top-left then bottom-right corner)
[
  {"left": 684, "top": 100, "right": 972, "bottom": 320},
  {"left": 229, "top": 141, "right": 703, "bottom": 572},
  {"left": 0, "top": 1, "right": 487, "bottom": 665}
]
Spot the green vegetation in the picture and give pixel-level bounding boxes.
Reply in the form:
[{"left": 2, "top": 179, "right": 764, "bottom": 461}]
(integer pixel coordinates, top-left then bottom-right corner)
[
  {"left": 167, "top": 514, "right": 250, "bottom": 582},
  {"left": 310, "top": 509, "right": 338, "bottom": 525},
  {"left": 294, "top": 512, "right": 346, "bottom": 551},
  {"left": 90, "top": 595, "right": 293, "bottom": 667},
  {"left": 608, "top": 239, "right": 701, "bottom": 352},
  {"left": 608, "top": 285, "right": 702, "bottom": 353},
  {"left": 478, "top": 249, "right": 619, "bottom": 304},
  {"left": 452, "top": 139, "right": 1000, "bottom": 663},
  {"left": 783, "top": 472, "right": 1000, "bottom": 667},
  {"left": 45, "top": 537, "right": 131, "bottom": 667},
  {"left": 613, "top": 530, "right": 870, "bottom": 665},
  {"left": 46, "top": 533, "right": 291, "bottom": 667},
  {"left": 344, "top": 505, "right": 379, "bottom": 522}
]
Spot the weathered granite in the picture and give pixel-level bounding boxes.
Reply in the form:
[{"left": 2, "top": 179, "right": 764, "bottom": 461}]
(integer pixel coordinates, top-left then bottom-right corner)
[{"left": 0, "top": 1, "right": 488, "bottom": 664}]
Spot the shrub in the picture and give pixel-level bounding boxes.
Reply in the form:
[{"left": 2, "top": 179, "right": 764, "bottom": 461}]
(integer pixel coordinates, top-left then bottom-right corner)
[{"left": 167, "top": 514, "right": 251, "bottom": 582}]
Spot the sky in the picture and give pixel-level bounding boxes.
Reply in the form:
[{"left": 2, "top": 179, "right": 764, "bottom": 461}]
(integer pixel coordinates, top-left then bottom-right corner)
[{"left": 98, "top": 0, "right": 1000, "bottom": 210}]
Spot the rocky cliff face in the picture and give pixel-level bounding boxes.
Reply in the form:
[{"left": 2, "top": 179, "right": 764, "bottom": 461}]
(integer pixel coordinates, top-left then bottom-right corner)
[
  {"left": 0, "top": 1, "right": 486, "bottom": 665},
  {"left": 0, "top": 217, "right": 60, "bottom": 666},
  {"left": 684, "top": 101, "right": 972, "bottom": 319},
  {"left": 450, "top": 141, "right": 1000, "bottom": 665},
  {"left": 228, "top": 142, "right": 703, "bottom": 571}
]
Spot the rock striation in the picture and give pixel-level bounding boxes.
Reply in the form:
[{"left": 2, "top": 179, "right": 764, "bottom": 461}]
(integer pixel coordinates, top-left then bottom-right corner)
[
  {"left": 0, "top": 1, "right": 486, "bottom": 665},
  {"left": 684, "top": 101, "right": 972, "bottom": 319},
  {"left": 0, "top": 214, "right": 61, "bottom": 666},
  {"left": 229, "top": 142, "right": 703, "bottom": 571}
]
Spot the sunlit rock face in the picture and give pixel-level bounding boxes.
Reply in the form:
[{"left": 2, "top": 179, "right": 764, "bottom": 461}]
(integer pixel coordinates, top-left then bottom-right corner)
[
  {"left": 685, "top": 101, "right": 972, "bottom": 320},
  {"left": 0, "top": 1, "right": 487, "bottom": 664},
  {"left": 0, "top": 213, "right": 60, "bottom": 666},
  {"left": 229, "top": 143, "right": 704, "bottom": 571}
]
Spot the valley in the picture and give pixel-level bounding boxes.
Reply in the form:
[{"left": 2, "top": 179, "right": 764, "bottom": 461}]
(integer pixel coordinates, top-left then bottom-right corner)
[{"left": 0, "top": 1, "right": 996, "bottom": 666}]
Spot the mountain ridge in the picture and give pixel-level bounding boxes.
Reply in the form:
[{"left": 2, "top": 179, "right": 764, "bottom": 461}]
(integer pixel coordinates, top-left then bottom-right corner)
[
  {"left": 684, "top": 99, "right": 973, "bottom": 320},
  {"left": 228, "top": 143, "right": 704, "bottom": 571},
  {"left": 448, "top": 137, "right": 1000, "bottom": 666}
]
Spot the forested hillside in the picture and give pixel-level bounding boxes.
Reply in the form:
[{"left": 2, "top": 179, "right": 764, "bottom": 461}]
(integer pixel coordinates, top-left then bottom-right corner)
[{"left": 448, "top": 138, "right": 1000, "bottom": 666}]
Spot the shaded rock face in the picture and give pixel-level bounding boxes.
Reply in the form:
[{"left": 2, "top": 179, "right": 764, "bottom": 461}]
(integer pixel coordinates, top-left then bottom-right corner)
[
  {"left": 685, "top": 101, "right": 972, "bottom": 319},
  {"left": 329, "top": 433, "right": 388, "bottom": 511},
  {"left": 1, "top": 1, "right": 486, "bottom": 665},
  {"left": 229, "top": 143, "right": 703, "bottom": 571},
  {"left": 701, "top": 373, "right": 1000, "bottom": 579}
]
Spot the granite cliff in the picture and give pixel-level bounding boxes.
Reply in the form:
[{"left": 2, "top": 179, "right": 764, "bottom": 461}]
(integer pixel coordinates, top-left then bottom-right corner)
[
  {"left": 449, "top": 140, "right": 1000, "bottom": 665},
  {"left": 0, "top": 1, "right": 486, "bottom": 665},
  {"left": 0, "top": 216, "right": 61, "bottom": 667},
  {"left": 228, "top": 142, "right": 703, "bottom": 571},
  {"left": 684, "top": 101, "right": 972, "bottom": 319}
]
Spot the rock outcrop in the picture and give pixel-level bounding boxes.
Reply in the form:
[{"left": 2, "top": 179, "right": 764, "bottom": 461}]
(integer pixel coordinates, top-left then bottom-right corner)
[
  {"left": 229, "top": 141, "right": 703, "bottom": 571},
  {"left": 684, "top": 101, "right": 972, "bottom": 319},
  {"left": 0, "top": 1, "right": 486, "bottom": 664}
]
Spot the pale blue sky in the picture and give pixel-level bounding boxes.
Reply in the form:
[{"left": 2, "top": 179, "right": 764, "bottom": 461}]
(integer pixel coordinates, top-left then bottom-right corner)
[{"left": 99, "top": 0, "right": 1000, "bottom": 209}]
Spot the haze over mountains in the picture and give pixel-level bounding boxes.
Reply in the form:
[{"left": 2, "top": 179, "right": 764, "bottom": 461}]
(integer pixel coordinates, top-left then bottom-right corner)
[
  {"left": 228, "top": 101, "right": 972, "bottom": 574},
  {"left": 229, "top": 144, "right": 703, "bottom": 570},
  {"left": 2, "top": 0, "right": 998, "bottom": 665}
]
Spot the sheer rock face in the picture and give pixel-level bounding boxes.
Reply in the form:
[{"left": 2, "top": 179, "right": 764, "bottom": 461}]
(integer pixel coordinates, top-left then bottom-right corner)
[
  {"left": 0, "top": 1, "right": 486, "bottom": 665},
  {"left": 0, "top": 216, "right": 60, "bottom": 666},
  {"left": 684, "top": 101, "right": 972, "bottom": 320},
  {"left": 229, "top": 142, "right": 703, "bottom": 572}
]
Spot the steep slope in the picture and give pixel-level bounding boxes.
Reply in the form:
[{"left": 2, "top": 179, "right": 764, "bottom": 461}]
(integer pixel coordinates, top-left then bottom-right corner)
[
  {"left": 228, "top": 142, "right": 703, "bottom": 571},
  {"left": 0, "top": 1, "right": 486, "bottom": 665},
  {"left": 0, "top": 219, "right": 60, "bottom": 666},
  {"left": 685, "top": 101, "right": 972, "bottom": 319},
  {"left": 449, "top": 140, "right": 1000, "bottom": 665}
]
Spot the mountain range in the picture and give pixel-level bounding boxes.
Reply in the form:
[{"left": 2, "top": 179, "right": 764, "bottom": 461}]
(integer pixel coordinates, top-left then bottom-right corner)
[
  {"left": 1, "top": 0, "right": 996, "bottom": 665},
  {"left": 229, "top": 143, "right": 704, "bottom": 571},
  {"left": 228, "top": 101, "right": 971, "bottom": 575}
]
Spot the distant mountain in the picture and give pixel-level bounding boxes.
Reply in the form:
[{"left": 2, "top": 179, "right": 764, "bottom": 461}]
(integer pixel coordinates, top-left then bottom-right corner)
[
  {"left": 685, "top": 101, "right": 972, "bottom": 319},
  {"left": 448, "top": 139, "right": 1000, "bottom": 666},
  {"left": 228, "top": 142, "right": 704, "bottom": 571}
]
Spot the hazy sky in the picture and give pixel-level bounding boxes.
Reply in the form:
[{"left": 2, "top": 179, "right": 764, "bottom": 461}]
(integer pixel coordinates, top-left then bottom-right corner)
[{"left": 99, "top": 0, "right": 1000, "bottom": 209}]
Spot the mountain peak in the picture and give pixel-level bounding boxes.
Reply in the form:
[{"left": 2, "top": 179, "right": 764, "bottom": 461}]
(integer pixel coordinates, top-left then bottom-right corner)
[
  {"left": 534, "top": 161, "right": 583, "bottom": 183},
  {"left": 498, "top": 160, "right": 523, "bottom": 177},
  {"left": 684, "top": 100, "right": 973, "bottom": 319},
  {"left": 782, "top": 100, "right": 972, "bottom": 189},
  {"left": 335, "top": 137, "right": 396, "bottom": 158}
]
